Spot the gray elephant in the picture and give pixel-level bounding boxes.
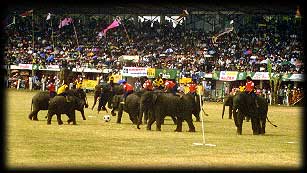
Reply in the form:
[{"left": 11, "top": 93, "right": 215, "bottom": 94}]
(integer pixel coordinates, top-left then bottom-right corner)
[
  {"left": 28, "top": 89, "right": 88, "bottom": 121},
  {"left": 111, "top": 91, "right": 145, "bottom": 124},
  {"left": 47, "top": 95, "right": 85, "bottom": 125},
  {"left": 222, "top": 95, "right": 234, "bottom": 119},
  {"left": 137, "top": 91, "right": 196, "bottom": 132},
  {"left": 232, "top": 92, "right": 277, "bottom": 135},
  {"left": 92, "top": 83, "right": 124, "bottom": 112}
]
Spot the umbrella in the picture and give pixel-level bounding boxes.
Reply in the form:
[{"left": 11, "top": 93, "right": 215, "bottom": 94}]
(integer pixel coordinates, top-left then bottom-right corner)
[
  {"left": 243, "top": 50, "right": 252, "bottom": 55},
  {"left": 281, "top": 61, "right": 291, "bottom": 66},
  {"left": 39, "top": 53, "right": 46, "bottom": 58},
  {"left": 46, "top": 55, "right": 55, "bottom": 62},
  {"left": 165, "top": 48, "right": 174, "bottom": 53},
  {"left": 45, "top": 46, "right": 52, "bottom": 50},
  {"left": 92, "top": 48, "right": 100, "bottom": 52},
  {"left": 208, "top": 50, "right": 215, "bottom": 55},
  {"left": 250, "top": 55, "right": 258, "bottom": 59},
  {"left": 76, "top": 47, "right": 82, "bottom": 51},
  {"left": 260, "top": 59, "right": 268, "bottom": 64},
  {"left": 118, "top": 79, "right": 126, "bottom": 84}
]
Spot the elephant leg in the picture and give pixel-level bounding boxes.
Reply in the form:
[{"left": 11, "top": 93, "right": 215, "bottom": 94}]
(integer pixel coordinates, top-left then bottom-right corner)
[
  {"left": 246, "top": 116, "right": 250, "bottom": 122},
  {"left": 116, "top": 109, "right": 123, "bottom": 124},
  {"left": 147, "top": 115, "right": 155, "bottom": 131},
  {"left": 47, "top": 112, "right": 53, "bottom": 125},
  {"left": 251, "top": 117, "right": 260, "bottom": 135},
  {"left": 29, "top": 110, "right": 39, "bottom": 121},
  {"left": 260, "top": 116, "right": 266, "bottom": 135},
  {"left": 229, "top": 106, "right": 232, "bottom": 119},
  {"left": 171, "top": 116, "right": 177, "bottom": 125},
  {"left": 155, "top": 115, "right": 162, "bottom": 131},
  {"left": 80, "top": 109, "right": 86, "bottom": 120},
  {"left": 111, "top": 109, "right": 116, "bottom": 116},
  {"left": 144, "top": 110, "right": 149, "bottom": 124},
  {"left": 92, "top": 95, "right": 98, "bottom": 110},
  {"left": 174, "top": 117, "right": 183, "bottom": 132},
  {"left": 56, "top": 114, "right": 63, "bottom": 125},
  {"left": 194, "top": 114, "right": 200, "bottom": 122},
  {"left": 185, "top": 117, "right": 196, "bottom": 132},
  {"left": 234, "top": 111, "right": 244, "bottom": 135}
]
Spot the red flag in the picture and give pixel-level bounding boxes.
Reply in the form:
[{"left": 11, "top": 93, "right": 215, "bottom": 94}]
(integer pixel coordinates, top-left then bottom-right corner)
[
  {"left": 99, "top": 19, "right": 120, "bottom": 36},
  {"left": 20, "top": 10, "right": 33, "bottom": 17},
  {"left": 58, "top": 17, "right": 73, "bottom": 28}
]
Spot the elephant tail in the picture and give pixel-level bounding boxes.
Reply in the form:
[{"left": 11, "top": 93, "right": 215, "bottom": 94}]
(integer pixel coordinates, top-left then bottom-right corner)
[{"left": 266, "top": 116, "right": 278, "bottom": 127}]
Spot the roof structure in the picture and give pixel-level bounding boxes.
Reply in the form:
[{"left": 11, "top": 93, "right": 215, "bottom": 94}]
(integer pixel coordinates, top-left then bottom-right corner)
[{"left": 6, "top": 1, "right": 301, "bottom": 16}]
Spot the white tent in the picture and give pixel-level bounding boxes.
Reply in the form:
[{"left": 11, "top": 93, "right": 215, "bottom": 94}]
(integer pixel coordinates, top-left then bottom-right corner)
[{"left": 118, "top": 55, "right": 139, "bottom": 62}]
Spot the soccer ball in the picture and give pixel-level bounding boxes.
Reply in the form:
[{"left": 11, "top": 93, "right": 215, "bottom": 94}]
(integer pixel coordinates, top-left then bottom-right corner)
[{"left": 103, "top": 115, "right": 111, "bottom": 122}]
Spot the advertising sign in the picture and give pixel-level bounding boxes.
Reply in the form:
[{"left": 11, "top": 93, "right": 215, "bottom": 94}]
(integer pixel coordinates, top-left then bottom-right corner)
[{"left": 122, "top": 67, "right": 148, "bottom": 77}]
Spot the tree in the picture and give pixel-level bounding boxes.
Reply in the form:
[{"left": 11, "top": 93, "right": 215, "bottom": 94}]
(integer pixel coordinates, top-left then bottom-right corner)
[{"left": 267, "top": 59, "right": 282, "bottom": 104}]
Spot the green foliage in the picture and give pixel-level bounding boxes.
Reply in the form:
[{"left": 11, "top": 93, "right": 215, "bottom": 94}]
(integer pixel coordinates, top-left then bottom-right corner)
[{"left": 6, "top": 90, "right": 303, "bottom": 169}]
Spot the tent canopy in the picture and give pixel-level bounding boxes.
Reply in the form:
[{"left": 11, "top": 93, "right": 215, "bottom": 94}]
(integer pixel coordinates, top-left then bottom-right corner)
[{"left": 118, "top": 55, "right": 139, "bottom": 62}]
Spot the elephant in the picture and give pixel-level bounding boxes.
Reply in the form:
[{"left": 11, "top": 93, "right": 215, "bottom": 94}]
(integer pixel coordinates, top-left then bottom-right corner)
[
  {"left": 111, "top": 91, "right": 146, "bottom": 124},
  {"left": 28, "top": 89, "right": 88, "bottom": 121},
  {"left": 47, "top": 95, "right": 86, "bottom": 125},
  {"left": 232, "top": 92, "right": 277, "bottom": 135},
  {"left": 222, "top": 95, "right": 234, "bottom": 119},
  {"left": 137, "top": 91, "right": 197, "bottom": 132},
  {"left": 92, "top": 82, "right": 124, "bottom": 111}
]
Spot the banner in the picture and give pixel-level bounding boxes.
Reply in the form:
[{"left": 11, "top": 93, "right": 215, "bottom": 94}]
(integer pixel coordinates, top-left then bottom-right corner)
[
  {"left": 122, "top": 67, "right": 148, "bottom": 77},
  {"left": 82, "top": 79, "right": 97, "bottom": 90},
  {"left": 109, "top": 75, "right": 122, "bottom": 83},
  {"left": 251, "top": 72, "right": 270, "bottom": 80},
  {"left": 288, "top": 74, "right": 304, "bottom": 81},
  {"left": 219, "top": 71, "right": 238, "bottom": 81},
  {"left": 147, "top": 68, "right": 155, "bottom": 78},
  {"left": 10, "top": 64, "right": 32, "bottom": 70},
  {"left": 155, "top": 69, "right": 179, "bottom": 79}
]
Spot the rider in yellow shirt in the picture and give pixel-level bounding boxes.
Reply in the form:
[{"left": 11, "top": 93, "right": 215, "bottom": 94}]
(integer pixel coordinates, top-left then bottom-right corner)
[
  {"left": 57, "top": 83, "right": 70, "bottom": 102},
  {"left": 153, "top": 76, "right": 164, "bottom": 90}
]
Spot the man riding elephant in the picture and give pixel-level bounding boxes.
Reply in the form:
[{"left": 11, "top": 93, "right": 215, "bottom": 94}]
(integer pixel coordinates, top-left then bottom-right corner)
[
  {"left": 47, "top": 95, "right": 86, "bottom": 125},
  {"left": 244, "top": 76, "right": 258, "bottom": 108},
  {"left": 28, "top": 88, "right": 88, "bottom": 121}
]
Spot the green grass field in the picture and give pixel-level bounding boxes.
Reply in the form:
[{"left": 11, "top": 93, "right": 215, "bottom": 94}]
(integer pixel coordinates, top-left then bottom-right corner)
[{"left": 5, "top": 89, "right": 303, "bottom": 170}]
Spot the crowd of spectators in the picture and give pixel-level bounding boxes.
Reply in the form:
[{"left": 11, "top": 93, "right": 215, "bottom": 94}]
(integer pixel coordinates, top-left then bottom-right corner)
[{"left": 4, "top": 14, "right": 304, "bottom": 77}]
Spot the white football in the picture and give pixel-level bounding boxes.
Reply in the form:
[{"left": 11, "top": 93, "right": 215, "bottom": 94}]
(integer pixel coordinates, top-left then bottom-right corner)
[{"left": 103, "top": 115, "right": 111, "bottom": 122}]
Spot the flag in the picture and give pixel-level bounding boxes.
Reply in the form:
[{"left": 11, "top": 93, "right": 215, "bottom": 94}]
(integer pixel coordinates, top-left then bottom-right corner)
[
  {"left": 46, "top": 13, "right": 51, "bottom": 21},
  {"left": 175, "top": 9, "right": 189, "bottom": 22},
  {"left": 100, "top": 19, "right": 120, "bottom": 36},
  {"left": 58, "top": 17, "right": 73, "bottom": 28},
  {"left": 230, "top": 20, "right": 234, "bottom": 24},
  {"left": 20, "top": 9, "right": 33, "bottom": 17}
]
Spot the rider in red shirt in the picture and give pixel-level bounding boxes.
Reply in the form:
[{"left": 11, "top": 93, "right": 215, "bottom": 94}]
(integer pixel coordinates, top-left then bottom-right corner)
[
  {"left": 188, "top": 80, "right": 198, "bottom": 96},
  {"left": 164, "top": 80, "right": 179, "bottom": 96},
  {"left": 245, "top": 76, "right": 258, "bottom": 107},
  {"left": 143, "top": 78, "right": 153, "bottom": 91},
  {"left": 122, "top": 80, "right": 134, "bottom": 103},
  {"left": 47, "top": 80, "right": 56, "bottom": 97}
]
